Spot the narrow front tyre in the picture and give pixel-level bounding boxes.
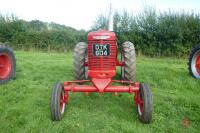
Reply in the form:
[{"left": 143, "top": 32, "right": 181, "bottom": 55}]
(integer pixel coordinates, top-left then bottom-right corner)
[
  {"left": 137, "top": 83, "right": 153, "bottom": 124},
  {"left": 50, "top": 82, "right": 67, "bottom": 121}
]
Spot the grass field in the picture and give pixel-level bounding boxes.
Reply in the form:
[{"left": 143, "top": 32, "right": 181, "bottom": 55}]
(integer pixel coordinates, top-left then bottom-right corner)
[{"left": 0, "top": 51, "right": 200, "bottom": 133}]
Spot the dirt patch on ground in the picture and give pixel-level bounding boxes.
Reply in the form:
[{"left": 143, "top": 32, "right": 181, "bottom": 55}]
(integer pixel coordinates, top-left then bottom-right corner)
[{"left": 181, "top": 118, "right": 190, "bottom": 128}]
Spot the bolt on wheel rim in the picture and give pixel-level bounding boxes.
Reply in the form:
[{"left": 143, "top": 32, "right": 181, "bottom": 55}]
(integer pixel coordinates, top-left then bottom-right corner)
[
  {"left": 0, "top": 54, "right": 12, "bottom": 79},
  {"left": 191, "top": 50, "right": 200, "bottom": 78}
]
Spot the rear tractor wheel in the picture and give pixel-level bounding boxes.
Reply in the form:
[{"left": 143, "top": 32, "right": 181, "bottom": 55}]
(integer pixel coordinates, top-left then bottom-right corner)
[
  {"left": 73, "top": 42, "right": 88, "bottom": 80},
  {"left": 0, "top": 45, "right": 16, "bottom": 84},
  {"left": 137, "top": 83, "right": 153, "bottom": 124},
  {"left": 188, "top": 44, "right": 200, "bottom": 79},
  {"left": 121, "top": 41, "right": 136, "bottom": 81}
]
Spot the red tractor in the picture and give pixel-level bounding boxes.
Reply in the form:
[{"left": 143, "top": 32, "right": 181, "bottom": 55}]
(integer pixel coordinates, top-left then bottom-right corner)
[
  {"left": 0, "top": 45, "right": 16, "bottom": 84},
  {"left": 50, "top": 30, "right": 153, "bottom": 123},
  {"left": 188, "top": 44, "right": 200, "bottom": 79}
]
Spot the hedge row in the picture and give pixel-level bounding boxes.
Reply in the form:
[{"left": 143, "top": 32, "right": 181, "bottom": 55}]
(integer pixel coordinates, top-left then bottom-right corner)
[{"left": 1, "top": 7, "right": 200, "bottom": 56}]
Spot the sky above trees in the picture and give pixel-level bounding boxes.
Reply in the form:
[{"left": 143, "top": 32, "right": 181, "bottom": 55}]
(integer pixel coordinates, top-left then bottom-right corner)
[{"left": 0, "top": 0, "right": 199, "bottom": 30}]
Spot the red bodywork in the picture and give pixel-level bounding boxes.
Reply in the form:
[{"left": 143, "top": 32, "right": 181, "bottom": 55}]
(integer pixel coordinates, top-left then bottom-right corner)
[
  {"left": 63, "top": 30, "right": 139, "bottom": 105},
  {"left": 87, "top": 30, "right": 117, "bottom": 78}
]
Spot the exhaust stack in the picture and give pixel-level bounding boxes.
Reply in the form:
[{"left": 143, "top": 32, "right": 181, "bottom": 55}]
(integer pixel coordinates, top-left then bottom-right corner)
[{"left": 108, "top": 3, "right": 113, "bottom": 31}]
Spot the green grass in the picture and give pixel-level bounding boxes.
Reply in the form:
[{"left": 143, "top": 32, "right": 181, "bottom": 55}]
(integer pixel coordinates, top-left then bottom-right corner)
[{"left": 0, "top": 51, "right": 200, "bottom": 133}]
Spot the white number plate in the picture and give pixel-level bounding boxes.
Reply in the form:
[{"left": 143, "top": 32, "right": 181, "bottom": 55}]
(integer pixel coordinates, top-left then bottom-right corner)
[{"left": 93, "top": 44, "right": 110, "bottom": 56}]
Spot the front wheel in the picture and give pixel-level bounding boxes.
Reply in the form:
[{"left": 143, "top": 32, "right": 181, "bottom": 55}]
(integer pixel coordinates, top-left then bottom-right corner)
[
  {"left": 137, "top": 83, "right": 153, "bottom": 124},
  {"left": 50, "top": 82, "right": 67, "bottom": 121}
]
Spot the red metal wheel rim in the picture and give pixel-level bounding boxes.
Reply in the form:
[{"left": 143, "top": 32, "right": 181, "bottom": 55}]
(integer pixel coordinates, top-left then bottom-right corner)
[
  {"left": 137, "top": 92, "right": 143, "bottom": 116},
  {"left": 0, "top": 53, "right": 12, "bottom": 79},
  {"left": 195, "top": 53, "right": 200, "bottom": 75},
  {"left": 191, "top": 49, "right": 200, "bottom": 78},
  {"left": 60, "top": 91, "right": 65, "bottom": 114}
]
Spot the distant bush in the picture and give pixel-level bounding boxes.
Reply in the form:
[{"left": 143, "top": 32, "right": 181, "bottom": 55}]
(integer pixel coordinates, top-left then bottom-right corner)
[{"left": 0, "top": 14, "right": 87, "bottom": 52}]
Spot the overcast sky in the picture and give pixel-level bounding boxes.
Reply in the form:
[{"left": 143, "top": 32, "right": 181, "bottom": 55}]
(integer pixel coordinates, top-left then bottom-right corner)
[{"left": 0, "top": 0, "right": 199, "bottom": 30}]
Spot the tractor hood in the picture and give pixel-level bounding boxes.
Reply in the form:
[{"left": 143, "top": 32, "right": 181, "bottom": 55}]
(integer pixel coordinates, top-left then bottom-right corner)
[{"left": 87, "top": 30, "right": 116, "bottom": 41}]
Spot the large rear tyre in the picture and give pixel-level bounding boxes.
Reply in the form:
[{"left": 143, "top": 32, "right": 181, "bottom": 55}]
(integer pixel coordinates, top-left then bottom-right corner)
[
  {"left": 121, "top": 41, "right": 136, "bottom": 81},
  {"left": 50, "top": 82, "right": 67, "bottom": 121},
  {"left": 137, "top": 83, "right": 153, "bottom": 124},
  {"left": 0, "top": 45, "right": 16, "bottom": 84},
  {"left": 73, "top": 42, "right": 88, "bottom": 80},
  {"left": 188, "top": 45, "right": 200, "bottom": 79}
]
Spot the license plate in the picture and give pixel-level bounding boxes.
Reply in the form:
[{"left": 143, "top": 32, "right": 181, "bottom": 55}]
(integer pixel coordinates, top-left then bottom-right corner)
[{"left": 93, "top": 44, "right": 110, "bottom": 56}]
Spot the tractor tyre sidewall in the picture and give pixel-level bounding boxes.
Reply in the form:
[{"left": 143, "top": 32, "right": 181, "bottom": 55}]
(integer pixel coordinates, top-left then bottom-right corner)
[
  {"left": 50, "top": 82, "right": 65, "bottom": 121},
  {"left": 0, "top": 45, "right": 16, "bottom": 84},
  {"left": 138, "top": 83, "right": 153, "bottom": 124},
  {"left": 121, "top": 41, "right": 136, "bottom": 81},
  {"left": 73, "top": 42, "right": 88, "bottom": 80},
  {"left": 188, "top": 44, "right": 200, "bottom": 79}
]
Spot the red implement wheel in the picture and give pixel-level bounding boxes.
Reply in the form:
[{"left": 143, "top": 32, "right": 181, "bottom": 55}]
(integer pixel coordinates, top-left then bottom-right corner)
[
  {"left": 0, "top": 45, "right": 16, "bottom": 84},
  {"left": 188, "top": 45, "right": 200, "bottom": 78},
  {"left": 50, "top": 82, "right": 68, "bottom": 121},
  {"left": 137, "top": 83, "right": 153, "bottom": 124}
]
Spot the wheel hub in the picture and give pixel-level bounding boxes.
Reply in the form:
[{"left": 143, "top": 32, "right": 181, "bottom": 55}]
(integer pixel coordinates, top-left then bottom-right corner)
[{"left": 0, "top": 54, "right": 12, "bottom": 79}]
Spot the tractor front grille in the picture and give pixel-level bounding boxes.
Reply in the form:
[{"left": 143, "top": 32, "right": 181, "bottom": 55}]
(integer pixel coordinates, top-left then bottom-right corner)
[{"left": 88, "top": 40, "right": 117, "bottom": 71}]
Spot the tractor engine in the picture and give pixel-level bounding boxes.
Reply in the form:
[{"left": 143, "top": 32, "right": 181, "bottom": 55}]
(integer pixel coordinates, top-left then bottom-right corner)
[
  {"left": 87, "top": 30, "right": 117, "bottom": 79},
  {"left": 87, "top": 30, "right": 117, "bottom": 78}
]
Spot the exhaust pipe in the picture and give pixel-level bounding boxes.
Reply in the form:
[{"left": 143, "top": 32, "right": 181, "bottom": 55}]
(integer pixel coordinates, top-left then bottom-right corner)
[{"left": 108, "top": 3, "right": 113, "bottom": 31}]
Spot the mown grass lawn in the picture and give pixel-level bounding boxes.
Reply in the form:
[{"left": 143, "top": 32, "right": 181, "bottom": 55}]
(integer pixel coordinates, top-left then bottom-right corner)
[{"left": 0, "top": 51, "right": 200, "bottom": 133}]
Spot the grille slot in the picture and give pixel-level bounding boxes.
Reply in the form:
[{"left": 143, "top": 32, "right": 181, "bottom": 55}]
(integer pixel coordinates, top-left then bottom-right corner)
[{"left": 88, "top": 40, "right": 116, "bottom": 70}]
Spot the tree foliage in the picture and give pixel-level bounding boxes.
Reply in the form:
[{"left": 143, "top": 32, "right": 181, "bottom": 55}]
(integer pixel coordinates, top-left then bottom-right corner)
[
  {"left": 0, "top": 14, "right": 87, "bottom": 52},
  {"left": 0, "top": 7, "right": 200, "bottom": 56},
  {"left": 92, "top": 7, "right": 200, "bottom": 57}
]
